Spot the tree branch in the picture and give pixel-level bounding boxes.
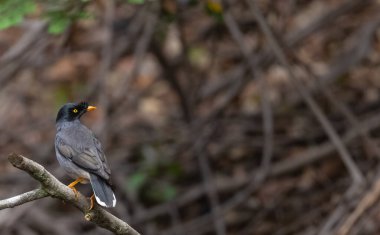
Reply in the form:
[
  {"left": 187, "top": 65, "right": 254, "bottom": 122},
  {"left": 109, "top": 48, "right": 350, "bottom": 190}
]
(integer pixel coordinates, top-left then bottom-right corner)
[
  {"left": 0, "top": 153, "right": 140, "bottom": 235},
  {"left": 0, "top": 188, "right": 48, "bottom": 209}
]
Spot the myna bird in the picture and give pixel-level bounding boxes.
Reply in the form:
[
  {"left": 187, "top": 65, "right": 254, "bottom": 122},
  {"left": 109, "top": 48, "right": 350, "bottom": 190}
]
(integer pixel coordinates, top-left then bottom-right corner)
[{"left": 55, "top": 102, "right": 116, "bottom": 208}]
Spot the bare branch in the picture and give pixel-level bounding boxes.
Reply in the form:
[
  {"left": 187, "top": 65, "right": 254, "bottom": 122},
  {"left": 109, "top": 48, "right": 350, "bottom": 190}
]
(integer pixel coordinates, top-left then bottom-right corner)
[
  {"left": 0, "top": 153, "right": 140, "bottom": 235},
  {"left": 0, "top": 188, "right": 48, "bottom": 210}
]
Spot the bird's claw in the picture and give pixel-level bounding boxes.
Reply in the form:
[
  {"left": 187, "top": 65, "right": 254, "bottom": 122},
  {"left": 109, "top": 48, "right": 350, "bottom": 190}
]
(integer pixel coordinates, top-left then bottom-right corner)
[
  {"left": 67, "top": 177, "right": 83, "bottom": 201},
  {"left": 69, "top": 187, "right": 79, "bottom": 200},
  {"left": 88, "top": 194, "right": 95, "bottom": 210}
]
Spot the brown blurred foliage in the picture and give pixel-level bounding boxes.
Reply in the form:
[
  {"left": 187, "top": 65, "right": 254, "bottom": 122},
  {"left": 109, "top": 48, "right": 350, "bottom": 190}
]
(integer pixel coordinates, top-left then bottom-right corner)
[{"left": 1, "top": 0, "right": 380, "bottom": 234}]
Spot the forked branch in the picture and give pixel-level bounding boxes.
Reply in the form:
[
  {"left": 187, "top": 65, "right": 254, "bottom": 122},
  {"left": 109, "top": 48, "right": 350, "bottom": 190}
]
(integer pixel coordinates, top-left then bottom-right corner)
[{"left": 0, "top": 153, "right": 140, "bottom": 235}]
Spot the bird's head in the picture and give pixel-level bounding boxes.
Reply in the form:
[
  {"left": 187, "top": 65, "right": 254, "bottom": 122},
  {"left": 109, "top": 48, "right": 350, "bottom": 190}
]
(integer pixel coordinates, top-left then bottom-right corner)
[{"left": 56, "top": 102, "right": 97, "bottom": 123}]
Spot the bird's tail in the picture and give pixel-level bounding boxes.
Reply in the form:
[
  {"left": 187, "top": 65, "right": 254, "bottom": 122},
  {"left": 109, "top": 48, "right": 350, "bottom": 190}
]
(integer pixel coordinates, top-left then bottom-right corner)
[{"left": 89, "top": 174, "right": 116, "bottom": 208}]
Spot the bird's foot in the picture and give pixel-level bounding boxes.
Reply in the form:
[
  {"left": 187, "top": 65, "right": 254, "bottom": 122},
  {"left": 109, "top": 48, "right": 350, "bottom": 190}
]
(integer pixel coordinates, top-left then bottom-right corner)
[
  {"left": 67, "top": 177, "right": 83, "bottom": 200},
  {"left": 69, "top": 187, "right": 79, "bottom": 200},
  {"left": 88, "top": 194, "right": 95, "bottom": 210}
]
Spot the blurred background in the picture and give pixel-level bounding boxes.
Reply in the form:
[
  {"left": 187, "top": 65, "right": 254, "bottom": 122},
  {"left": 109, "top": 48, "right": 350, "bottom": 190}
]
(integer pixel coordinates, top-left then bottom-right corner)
[{"left": 0, "top": 0, "right": 380, "bottom": 234}]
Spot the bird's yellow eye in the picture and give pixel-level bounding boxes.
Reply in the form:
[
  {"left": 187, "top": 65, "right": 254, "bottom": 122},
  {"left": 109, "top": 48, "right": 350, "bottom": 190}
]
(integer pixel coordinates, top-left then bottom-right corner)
[{"left": 73, "top": 109, "right": 78, "bottom": 113}]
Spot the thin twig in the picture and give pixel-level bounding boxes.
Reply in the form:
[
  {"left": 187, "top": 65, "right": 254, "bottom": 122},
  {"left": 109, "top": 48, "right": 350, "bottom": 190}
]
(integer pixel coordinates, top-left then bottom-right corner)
[
  {"left": 134, "top": 109, "right": 380, "bottom": 226},
  {"left": 162, "top": 109, "right": 380, "bottom": 235},
  {"left": 151, "top": 40, "right": 192, "bottom": 122},
  {"left": 246, "top": 0, "right": 365, "bottom": 185},
  {"left": 223, "top": 7, "right": 274, "bottom": 180},
  {"left": 258, "top": 72, "right": 274, "bottom": 178},
  {"left": 114, "top": 1, "right": 160, "bottom": 104},
  {"left": 0, "top": 21, "right": 47, "bottom": 63},
  {"left": 194, "top": 124, "right": 227, "bottom": 235},
  {"left": 87, "top": 0, "right": 115, "bottom": 144},
  {"left": 293, "top": 55, "right": 380, "bottom": 160},
  {"left": 286, "top": 0, "right": 372, "bottom": 45},
  {"left": 337, "top": 179, "right": 380, "bottom": 235}
]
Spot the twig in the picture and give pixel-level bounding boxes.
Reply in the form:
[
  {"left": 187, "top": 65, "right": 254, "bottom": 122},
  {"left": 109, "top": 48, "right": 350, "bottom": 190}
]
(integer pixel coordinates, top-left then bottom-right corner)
[
  {"left": 289, "top": 12, "right": 380, "bottom": 106},
  {"left": 111, "top": 7, "right": 148, "bottom": 63},
  {"left": 0, "top": 189, "right": 48, "bottom": 210},
  {"left": 162, "top": 109, "right": 380, "bottom": 235},
  {"left": 114, "top": 1, "right": 159, "bottom": 104},
  {"left": 312, "top": 14, "right": 380, "bottom": 89},
  {"left": 151, "top": 40, "right": 192, "bottom": 123},
  {"left": 258, "top": 71, "right": 274, "bottom": 179},
  {"left": 194, "top": 124, "right": 227, "bottom": 235},
  {"left": 87, "top": 0, "right": 115, "bottom": 143},
  {"left": 168, "top": 202, "right": 185, "bottom": 235},
  {"left": 199, "top": 0, "right": 371, "bottom": 109},
  {"left": 0, "top": 153, "right": 140, "bottom": 235},
  {"left": 223, "top": 6, "right": 274, "bottom": 179},
  {"left": 286, "top": 0, "right": 372, "bottom": 45},
  {"left": 293, "top": 54, "right": 380, "bottom": 160},
  {"left": 247, "top": 0, "right": 365, "bottom": 185},
  {"left": 318, "top": 205, "right": 346, "bottom": 235},
  {"left": 337, "top": 179, "right": 380, "bottom": 235},
  {"left": 134, "top": 110, "right": 380, "bottom": 226},
  {"left": 0, "top": 21, "right": 47, "bottom": 63}
]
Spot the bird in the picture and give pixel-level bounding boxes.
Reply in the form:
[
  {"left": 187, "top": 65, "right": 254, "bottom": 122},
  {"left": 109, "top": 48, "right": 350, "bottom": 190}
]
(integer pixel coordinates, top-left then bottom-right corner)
[{"left": 55, "top": 101, "right": 116, "bottom": 209}]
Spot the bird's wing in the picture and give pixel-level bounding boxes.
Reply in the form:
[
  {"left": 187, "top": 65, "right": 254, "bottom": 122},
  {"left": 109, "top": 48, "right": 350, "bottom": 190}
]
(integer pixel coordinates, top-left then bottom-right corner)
[
  {"left": 92, "top": 135, "right": 111, "bottom": 175},
  {"left": 56, "top": 134, "right": 110, "bottom": 180}
]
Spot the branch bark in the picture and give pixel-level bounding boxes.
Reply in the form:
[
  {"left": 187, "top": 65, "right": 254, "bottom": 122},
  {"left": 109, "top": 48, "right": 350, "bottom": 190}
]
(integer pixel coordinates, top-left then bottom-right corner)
[{"left": 0, "top": 153, "right": 140, "bottom": 235}]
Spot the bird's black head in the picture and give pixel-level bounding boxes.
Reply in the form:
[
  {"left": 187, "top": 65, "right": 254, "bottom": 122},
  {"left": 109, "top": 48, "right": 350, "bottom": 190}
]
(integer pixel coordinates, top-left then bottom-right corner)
[{"left": 56, "top": 102, "right": 97, "bottom": 123}]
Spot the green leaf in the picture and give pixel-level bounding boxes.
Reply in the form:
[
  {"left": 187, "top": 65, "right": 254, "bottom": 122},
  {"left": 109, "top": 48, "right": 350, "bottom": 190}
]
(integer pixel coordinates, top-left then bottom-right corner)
[
  {"left": 205, "top": 0, "right": 223, "bottom": 22},
  {"left": 127, "top": 172, "right": 148, "bottom": 192},
  {"left": 0, "top": 0, "right": 36, "bottom": 30},
  {"left": 128, "top": 0, "right": 145, "bottom": 4},
  {"left": 42, "top": 0, "right": 93, "bottom": 34},
  {"left": 164, "top": 162, "right": 183, "bottom": 178},
  {"left": 48, "top": 16, "right": 71, "bottom": 34},
  {"left": 162, "top": 184, "right": 177, "bottom": 201},
  {"left": 188, "top": 46, "right": 210, "bottom": 68},
  {"left": 149, "top": 183, "right": 177, "bottom": 202},
  {"left": 54, "top": 86, "right": 71, "bottom": 108}
]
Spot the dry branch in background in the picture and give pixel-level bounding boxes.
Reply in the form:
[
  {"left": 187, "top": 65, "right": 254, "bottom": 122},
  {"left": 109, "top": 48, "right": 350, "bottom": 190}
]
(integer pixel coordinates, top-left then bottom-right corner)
[
  {"left": 0, "top": 153, "right": 140, "bottom": 235},
  {"left": 247, "top": 0, "right": 365, "bottom": 185}
]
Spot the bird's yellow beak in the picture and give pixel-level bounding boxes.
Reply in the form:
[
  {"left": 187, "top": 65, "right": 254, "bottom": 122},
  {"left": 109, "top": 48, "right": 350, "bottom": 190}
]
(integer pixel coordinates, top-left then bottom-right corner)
[{"left": 87, "top": 106, "right": 97, "bottom": 112}]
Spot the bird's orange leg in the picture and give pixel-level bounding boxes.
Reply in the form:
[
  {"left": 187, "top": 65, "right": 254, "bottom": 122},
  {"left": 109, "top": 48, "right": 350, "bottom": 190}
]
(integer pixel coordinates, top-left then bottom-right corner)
[
  {"left": 89, "top": 194, "right": 95, "bottom": 210},
  {"left": 67, "top": 177, "right": 83, "bottom": 200}
]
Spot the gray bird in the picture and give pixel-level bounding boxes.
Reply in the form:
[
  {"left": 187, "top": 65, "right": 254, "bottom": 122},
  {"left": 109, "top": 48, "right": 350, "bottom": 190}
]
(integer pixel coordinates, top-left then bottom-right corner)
[{"left": 55, "top": 102, "right": 116, "bottom": 208}]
